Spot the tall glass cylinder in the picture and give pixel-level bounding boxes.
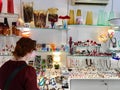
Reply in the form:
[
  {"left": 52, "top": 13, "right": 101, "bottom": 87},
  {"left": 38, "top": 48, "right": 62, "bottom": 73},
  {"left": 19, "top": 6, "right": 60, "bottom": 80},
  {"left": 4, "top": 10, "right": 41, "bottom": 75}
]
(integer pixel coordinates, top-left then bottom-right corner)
[
  {"left": 34, "top": 10, "right": 47, "bottom": 28},
  {"left": 76, "top": 9, "right": 83, "bottom": 24},
  {"left": 85, "top": 11, "right": 93, "bottom": 25},
  {"left": 7, "top": 0, "right": 14, "bottom": 13},
  {"left": 23, "top": 2, "right": 33, "bottom": 23},
  {"left": 97, "top": 10, "right": 105, "bottom": 26},
  {"left": 48, "top": 8, "right": 58, "bottom": 28},
  {"left": 0, "top": 0, "right": 2, "bottom": 13},
  {"left": 68, "top": 10, "right": 74, "bottom": 25}
]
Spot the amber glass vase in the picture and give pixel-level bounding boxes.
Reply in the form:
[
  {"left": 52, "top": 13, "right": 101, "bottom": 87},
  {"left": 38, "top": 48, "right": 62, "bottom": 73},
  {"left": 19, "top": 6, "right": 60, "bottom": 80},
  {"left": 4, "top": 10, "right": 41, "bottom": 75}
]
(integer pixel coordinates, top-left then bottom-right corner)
[
  {"left": 34, "top": 10, "right": 47, "bottom": 28},
  {"left": 68, "top": 10, "right": 74, "bottom": 25},
  {"left": 85, "top": 11, "right": 93, "bottom": 25},
  {"left": 48, "top": 8, "right": 58, "bottom": 28},
  {"left": 23, "top": 2, "right": 33, "bottom": 23}
]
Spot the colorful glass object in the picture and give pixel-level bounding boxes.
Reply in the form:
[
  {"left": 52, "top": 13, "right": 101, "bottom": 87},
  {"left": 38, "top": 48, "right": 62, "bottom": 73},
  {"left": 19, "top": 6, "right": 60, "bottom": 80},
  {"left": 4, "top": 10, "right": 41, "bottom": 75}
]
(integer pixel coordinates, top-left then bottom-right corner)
[
  {"left": 85, "top": 11, "right": 93, "bottom": 25},
  {"left": 76, "top": 9, "right": 83, "bottom": 24},
  {"left": 59, "top": 15, "right": 70, "bottom": 29},
  {"left": 34, "top": 10, "right": 47, "bottom": 28},
  {"left": 39, "top": 77, "right": 45, "bottom": 86},
  {"left": 0, "top": 0, "right": 2, "bottom": 13},
  {"left": 23, "top": 2, "right": 33, "bottom": 23},
  {"left": 112, "top": 56, "right": 120, "bottom": 60},
  {"left": 68, "top": 10, "right": 74, "bottom": 25},
  {"left": 48, "top": 8, "right": 58, "bottom": 28},
  {"left": 7, "top": 0, "right": 14, "bottom": 13}
]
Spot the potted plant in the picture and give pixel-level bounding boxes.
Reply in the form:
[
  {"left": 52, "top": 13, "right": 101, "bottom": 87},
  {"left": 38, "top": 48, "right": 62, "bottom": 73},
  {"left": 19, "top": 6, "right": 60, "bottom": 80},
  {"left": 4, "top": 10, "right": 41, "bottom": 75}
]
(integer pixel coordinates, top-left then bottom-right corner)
[{"left": 54, "top": 63, "right": 59, "bottom": 69}]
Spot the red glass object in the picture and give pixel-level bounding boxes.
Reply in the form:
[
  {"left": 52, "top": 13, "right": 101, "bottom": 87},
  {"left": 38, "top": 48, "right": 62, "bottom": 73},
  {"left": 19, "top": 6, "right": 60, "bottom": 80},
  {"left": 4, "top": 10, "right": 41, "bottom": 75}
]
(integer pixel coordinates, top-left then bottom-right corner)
[
  {"left": 7, "top": 0, "right": 14, "bottom": 13},
  {"left": 59, "top": 15, "right": 70, "bottom": 19},
  {"left": 0, "top": 0, "right": 2, "bottom": 13}
]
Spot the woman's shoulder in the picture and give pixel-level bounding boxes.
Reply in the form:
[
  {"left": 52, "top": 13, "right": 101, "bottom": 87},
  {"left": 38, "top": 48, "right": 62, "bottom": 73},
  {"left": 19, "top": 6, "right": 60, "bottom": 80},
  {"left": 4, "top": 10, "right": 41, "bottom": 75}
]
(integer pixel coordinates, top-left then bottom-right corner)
[
  {"left": 24, "top": 65, "right": 37, "bottom": 78},
  {"left": 0, "top": 60, "right": 11, "bottom": 68},
  {"left": 25, "top": 65, "right": 36, "bottom": 71},
  {"left": 25, "top": 65, "right": 36, "bottom": 74}
]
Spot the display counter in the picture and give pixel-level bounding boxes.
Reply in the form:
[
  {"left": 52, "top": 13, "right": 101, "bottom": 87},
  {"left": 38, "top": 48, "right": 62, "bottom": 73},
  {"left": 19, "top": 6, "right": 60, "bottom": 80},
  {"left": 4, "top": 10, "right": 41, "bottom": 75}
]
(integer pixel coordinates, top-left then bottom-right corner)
[{"left": 37, "top": 66, "right": 120, "bottom": 90}]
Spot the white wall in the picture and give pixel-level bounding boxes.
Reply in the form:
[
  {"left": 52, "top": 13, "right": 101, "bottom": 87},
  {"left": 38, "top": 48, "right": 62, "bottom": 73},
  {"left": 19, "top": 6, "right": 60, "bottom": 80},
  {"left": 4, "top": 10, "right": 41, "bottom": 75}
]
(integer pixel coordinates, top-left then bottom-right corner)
[
  {"left": 1, "top": 0, "right": 120, "bottom": 47},
  {"left": 1, "top": 0, "right": 67, "bottom": 16},
  {"left": 0, "top": 0, "right": 120, "bottom": 69},
  {"left": 1, "top": 0, "right": 120, "bottom": 50},
  {"left": 1, "top": 0, "right": 120, "bottom": 18}
]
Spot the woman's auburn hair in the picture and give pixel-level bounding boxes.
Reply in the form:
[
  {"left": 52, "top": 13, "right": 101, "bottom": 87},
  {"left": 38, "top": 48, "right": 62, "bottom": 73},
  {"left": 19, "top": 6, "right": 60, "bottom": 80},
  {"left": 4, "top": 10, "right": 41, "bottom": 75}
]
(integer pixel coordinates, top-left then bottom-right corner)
[{"left": 13, "top": 37, "right": 36, "bottom": 57}]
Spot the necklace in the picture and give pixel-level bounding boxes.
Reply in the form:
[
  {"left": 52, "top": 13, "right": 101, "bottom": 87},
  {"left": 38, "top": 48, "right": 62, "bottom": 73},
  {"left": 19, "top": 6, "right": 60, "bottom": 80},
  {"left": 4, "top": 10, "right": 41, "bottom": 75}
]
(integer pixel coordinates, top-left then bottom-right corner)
[
  {"left": 117, "top": 60, "right": 120, "bottom": 69},
  {"left": 105, "top": 59, "right": 111, "bottom": 70}
]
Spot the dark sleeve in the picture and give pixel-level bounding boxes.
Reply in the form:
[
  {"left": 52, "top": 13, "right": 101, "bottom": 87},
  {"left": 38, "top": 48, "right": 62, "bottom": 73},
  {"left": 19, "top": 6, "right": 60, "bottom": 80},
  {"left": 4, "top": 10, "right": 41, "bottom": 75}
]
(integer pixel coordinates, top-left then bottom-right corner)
[
  {"left": 0, "top": 67, "right": 2, "bottom": 88},
  {"left": 0, "top": 62, "right": 9, "bottom": 89},
  {"left": 24, "top": 66, "right": 39, "bottom": 90}
]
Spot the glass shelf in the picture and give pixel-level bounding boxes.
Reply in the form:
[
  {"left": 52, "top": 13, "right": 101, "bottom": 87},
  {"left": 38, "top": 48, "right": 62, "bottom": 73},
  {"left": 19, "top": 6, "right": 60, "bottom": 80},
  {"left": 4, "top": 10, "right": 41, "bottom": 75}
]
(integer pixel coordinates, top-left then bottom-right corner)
[
  {"left": 68, "top": 24, "right": 111, "bottom": 27},
  {"left": 109, "top": 50, "right": 120, "bottom": 53},
  {"left": 114, "top": 30, "right": 120, "bottom": 31},
  {"left": 109, "top": 18, "right": 120, "bottom": 26},
  {"left": 0, "top": 13, "right": 18, "bottom": 18},
  {"left": 36, "top": 51, "right": 67, "bottom": 53},
  {"left": 0, "top": 35, "right": 21, "bottom": 37},
  {"left": 76, "top": 45, "right": 101, "bottom": 48},
  {"left": 0, "top": 55, "right": 12, "bottom": 56},
  {"left": 67, "top": 55, "right": 112, "bottom": 58},
  {"left": 17, "top": 24, "right": 110, "bottom": 31},
  {"left": 17, "top": 27, "right": 69, "bottom": 31}
]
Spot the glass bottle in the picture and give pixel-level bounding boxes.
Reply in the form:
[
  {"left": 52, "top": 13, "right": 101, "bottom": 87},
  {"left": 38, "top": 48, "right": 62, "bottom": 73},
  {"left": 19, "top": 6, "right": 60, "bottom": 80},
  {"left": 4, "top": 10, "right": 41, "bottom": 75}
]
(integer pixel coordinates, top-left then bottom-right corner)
[
  {"left": 76, "top": 9, "right": 83, "bottom": 24},
  {"left": 4, "top": 17, "right": 9, "bottom": 27},
  {"left": 0, "top": 22, "right": 3, "bottom": 35},
  {"left": 68, "top": 10, "right": 74, "bottom": 25},
  {"left": 85, "top": 11, "right": 93, "bottom": 25},
  {"left": 3, "top": 17, "right": 10, "bottom": 36}
]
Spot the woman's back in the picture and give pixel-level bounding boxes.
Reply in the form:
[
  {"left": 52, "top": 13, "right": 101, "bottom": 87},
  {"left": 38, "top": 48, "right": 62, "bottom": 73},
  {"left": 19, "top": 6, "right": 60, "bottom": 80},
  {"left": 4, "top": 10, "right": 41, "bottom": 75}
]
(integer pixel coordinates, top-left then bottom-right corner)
[{"left": 0, "top": 60, "right": 39, "bottom": 90}]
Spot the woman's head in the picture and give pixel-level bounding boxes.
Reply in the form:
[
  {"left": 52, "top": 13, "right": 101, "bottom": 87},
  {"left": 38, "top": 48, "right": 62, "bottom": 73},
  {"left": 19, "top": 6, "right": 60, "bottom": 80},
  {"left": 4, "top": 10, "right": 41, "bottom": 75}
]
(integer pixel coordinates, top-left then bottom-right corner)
[{"left": 13, "top": 37, "right": 36, "bottom": 58}]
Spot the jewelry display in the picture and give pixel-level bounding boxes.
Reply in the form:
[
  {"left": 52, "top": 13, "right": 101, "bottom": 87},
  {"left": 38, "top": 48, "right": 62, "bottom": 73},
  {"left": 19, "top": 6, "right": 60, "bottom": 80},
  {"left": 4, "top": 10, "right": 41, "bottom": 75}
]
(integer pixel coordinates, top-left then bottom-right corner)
[
  {"left": 117, "top": 60, "right": 120, "bottom": 69},
  {"left": 85, "top": 59, "right": 93, "bottom": 67},
  {"left": 99, "top": 59, "right": 107, "bottom": 71},
  {"left": 118, "top": 40, "right": 120, "bottom": 47},
  {"left": 105, "top": 59, "right": 111, "bottom": 70},
  {"left": 108, "top": 33, "right": 117, "bottom": 48}
]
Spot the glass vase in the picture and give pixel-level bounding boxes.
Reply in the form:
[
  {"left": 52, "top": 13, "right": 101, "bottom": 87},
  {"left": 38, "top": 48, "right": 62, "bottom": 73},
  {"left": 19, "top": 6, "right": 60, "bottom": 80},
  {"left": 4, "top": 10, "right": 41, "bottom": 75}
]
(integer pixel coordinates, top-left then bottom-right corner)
[
  {"left": 7, "top": 0, "right": 14, "bottom": 13},
  {"left": 62, "top": 20, "right": 68, "bottom": 29},
  {"left": 68, "top": 10, "right": 74, "bottom": 25},
  {"left": 0, "top": 0, "right": 2, "bottom": 13},
  {"left": 51, "top": 22, "right": 55, "bottom": 29},
  {"left": 34, "top": 10, "right": 47, "bottom": 28},
  {"left": 23, "top": 2, "right": 33, "bottom": 23},
  {"left": 85, "top": 11, "right": 93, "bottom": 25}
]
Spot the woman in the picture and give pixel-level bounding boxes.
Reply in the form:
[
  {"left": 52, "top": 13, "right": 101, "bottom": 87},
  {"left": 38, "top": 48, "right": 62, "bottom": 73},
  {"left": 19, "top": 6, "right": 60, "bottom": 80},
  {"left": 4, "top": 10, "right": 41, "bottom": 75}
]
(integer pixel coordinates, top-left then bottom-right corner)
[{"left": 0, "top": 37, "right": 39, "bottom": 90}]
